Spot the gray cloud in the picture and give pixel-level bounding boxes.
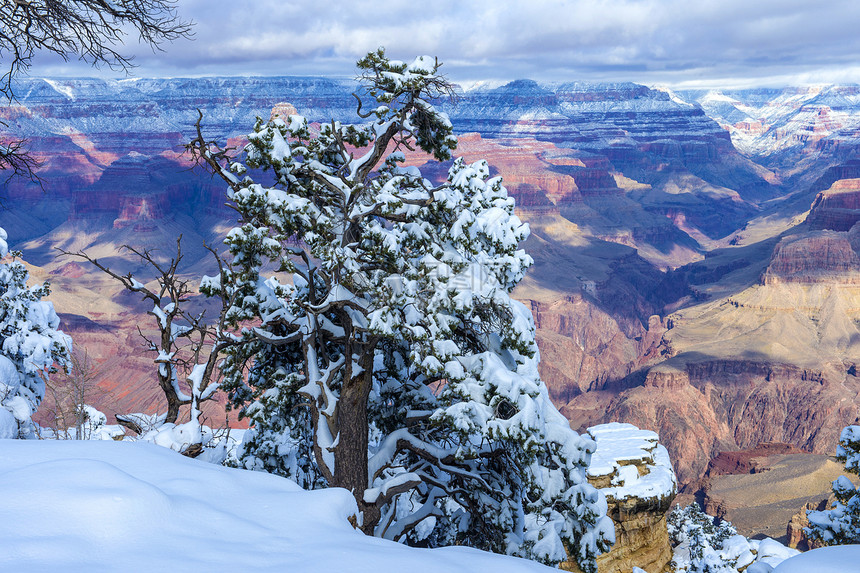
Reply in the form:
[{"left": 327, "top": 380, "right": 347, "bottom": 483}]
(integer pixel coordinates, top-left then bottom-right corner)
[{"left": 23, "top": 0, "right": 860, "bottom": 87}]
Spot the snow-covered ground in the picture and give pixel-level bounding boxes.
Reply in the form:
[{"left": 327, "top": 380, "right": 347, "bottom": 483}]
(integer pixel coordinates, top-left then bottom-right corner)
[
  {"left": 3, "top": 437, "right": 858, "bottom": 572},
  {"left": 772, "top": 545, "right": 860, "bottom": 572},
  {"left": 0, "top": 439, "right": 554, "bottom": 573}
]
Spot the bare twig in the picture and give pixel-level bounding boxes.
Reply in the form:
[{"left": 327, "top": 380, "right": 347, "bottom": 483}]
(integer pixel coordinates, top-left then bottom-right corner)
[{"left": 0, "top": 0, "right": 193, "bottom": 183}]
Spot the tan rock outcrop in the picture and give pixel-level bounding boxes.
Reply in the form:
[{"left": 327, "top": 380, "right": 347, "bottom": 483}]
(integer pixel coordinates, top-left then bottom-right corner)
[
  {"left": 787, "top": 498, "right": 830, "bottom": 550},
  {"left": 269, "top": 102, "right": 298, "bottom": 121},
  {"left": 561, "top": 423, "right": 677, "bottom": 573}
]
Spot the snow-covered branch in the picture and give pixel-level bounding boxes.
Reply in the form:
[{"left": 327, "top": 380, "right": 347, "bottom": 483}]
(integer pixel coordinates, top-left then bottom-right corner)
[{"left": 188, "top": 49, "right": 610, "bottom": 571}]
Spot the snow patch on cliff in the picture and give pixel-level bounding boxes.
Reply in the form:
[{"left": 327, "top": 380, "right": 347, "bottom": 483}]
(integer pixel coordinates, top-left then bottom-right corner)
[{"left": 586, "top": 422, "right": 677, "bottom": 502}]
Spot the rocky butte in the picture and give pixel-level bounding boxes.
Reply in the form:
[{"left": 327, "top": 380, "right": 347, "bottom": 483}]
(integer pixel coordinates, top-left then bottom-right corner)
[{"left": 561, "top": 423, "right": 677, "bottom": 573}]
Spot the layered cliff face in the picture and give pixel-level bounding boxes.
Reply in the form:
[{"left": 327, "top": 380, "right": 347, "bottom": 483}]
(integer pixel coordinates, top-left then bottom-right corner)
[
  {"left": 561, "top": 177, "right": 860, "bottom": 486},
  {"left": 561, "top": 422, "right": 677, "bottom": 573},
  {"left": 597, "top": 357, "right": 860, "bottom": 485},
  {"left": 594, "top": 278, "right": 860, "bottom": 485},
  {"left": 762, "top": 231, "right": 860, "bottom": 283},
  {"left": 5, "top": 76, "right": 776, "bottom": 263},
  {"left": 806, "top": 178, "right": 860, "bottom": 232},
  {"left": 452, "top": 80, "right": 774, "bottom": 246}
]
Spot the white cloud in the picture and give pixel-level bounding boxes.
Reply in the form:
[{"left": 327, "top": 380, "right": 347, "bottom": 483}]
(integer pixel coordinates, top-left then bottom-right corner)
[{"left": 23, "top": 0, "right": 860, "bottom": 87}]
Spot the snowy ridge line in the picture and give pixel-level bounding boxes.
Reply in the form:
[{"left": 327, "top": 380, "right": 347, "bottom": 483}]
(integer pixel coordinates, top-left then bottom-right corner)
[
  {"left": 3, "top": 75, "right": 723, "bottom": 143},
  {"left": 680, "top": 85, "right": 860, "bottom": 158}
]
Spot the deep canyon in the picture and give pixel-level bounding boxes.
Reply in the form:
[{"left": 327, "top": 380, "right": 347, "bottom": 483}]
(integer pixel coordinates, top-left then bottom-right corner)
[{"left": 5, "top": 77, "right": 860, "bottom": 492}]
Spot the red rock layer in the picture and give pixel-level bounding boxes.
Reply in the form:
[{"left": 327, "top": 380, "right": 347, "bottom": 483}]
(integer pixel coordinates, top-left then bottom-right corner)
[
  {"left": 704, "top": 443, "right": 804, "bottom": 478},
  {"left": 807, "top": 178, "right": 860, "bottom": 231},
  {"left": 761, "top": 230, "right": 860, "bottom": 284}
]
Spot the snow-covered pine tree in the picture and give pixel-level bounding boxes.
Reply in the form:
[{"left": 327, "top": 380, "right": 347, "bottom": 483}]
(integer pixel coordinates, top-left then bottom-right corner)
[
  {"left": 0, "top": 236, "right": 71, "bottom": 439},
  {"left": 668, "top": 504, "right": 739, "bottom": 573},
  {"left": 189, "top": 49, "right": 614, "bottom": 569},
  {"left": 806, "top": 426, "right": 860, "bottom": 545}
]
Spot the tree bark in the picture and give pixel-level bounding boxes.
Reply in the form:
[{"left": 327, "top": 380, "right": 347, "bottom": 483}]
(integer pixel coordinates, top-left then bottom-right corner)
[
  {"left": 333, "top": 346, "right": 378, "bottom": 533},
  {"left": 159, "top": 374, "right": 183, "bottom": 424}
]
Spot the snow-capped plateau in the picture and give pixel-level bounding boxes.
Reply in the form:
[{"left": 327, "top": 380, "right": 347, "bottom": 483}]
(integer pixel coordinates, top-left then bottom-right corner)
[
  {"left": 681, "top": 85, "right": 860, "bottom": 170},
  {"left": 586, "top": 422, "right": 677, "bottom": 503}
]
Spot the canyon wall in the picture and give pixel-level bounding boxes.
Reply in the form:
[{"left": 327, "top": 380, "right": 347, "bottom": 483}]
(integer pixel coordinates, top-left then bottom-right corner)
[
  {"left": 7, "top": 78, "right": 860, "bottom": 497},
  {"left": 562, "top": 175, "right": 860, "bottom": 487}
]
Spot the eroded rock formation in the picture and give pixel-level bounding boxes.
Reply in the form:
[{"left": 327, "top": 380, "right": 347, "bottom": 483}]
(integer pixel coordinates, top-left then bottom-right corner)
[
  {"left": 787, "top": 498, "right": 830, "bottom": 550},
  {"left": 562, "top": 423, "right": 677, "bottom": 573}
]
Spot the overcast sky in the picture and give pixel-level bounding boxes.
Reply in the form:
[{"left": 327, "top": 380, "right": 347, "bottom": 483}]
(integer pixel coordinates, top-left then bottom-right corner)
[{"left": 25, "top": 0, "right": 860, "bottom": 89}]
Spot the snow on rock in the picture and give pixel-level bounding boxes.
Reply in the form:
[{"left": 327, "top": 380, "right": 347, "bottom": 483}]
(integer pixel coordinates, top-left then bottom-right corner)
[
  {"left": 586, "top": 422, "right": 677, "bottom": 502},
  {"left": 772, "top": 545, "right": 860, "bottom": 572},
  {"left": 566, "top": 423, "right": 678, "bottom": 573},
  {"left": 139, "top": 421, "right": 203, "bottom": 453},
  {"left": 0, "top": 440, "right": 555, "bottom": 572}
]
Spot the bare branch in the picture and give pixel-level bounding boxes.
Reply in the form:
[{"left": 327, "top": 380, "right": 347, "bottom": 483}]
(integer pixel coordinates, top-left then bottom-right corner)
[
  {"left": 0, "top": 0, "right": 193, "bottom": 183},
  {"left": 61, "top": 237, "right": 240, "bottom": 425},
  {"left": 0, "top": 0, "right": 193, "bottom": 102},
  {"left": 185, "top": 109, "right": 243, "bottom": 193},
  {"left": 115, "top": 414, "right": 143, "bottom": 436},
  {"left": 0, "top": 133, "right": 42, "bottom": 187}
]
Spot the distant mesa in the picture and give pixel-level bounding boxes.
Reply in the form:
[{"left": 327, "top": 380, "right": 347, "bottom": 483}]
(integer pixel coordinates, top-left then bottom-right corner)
[{"left": 762, "top": 230, "right": 860, "bottom": 285}]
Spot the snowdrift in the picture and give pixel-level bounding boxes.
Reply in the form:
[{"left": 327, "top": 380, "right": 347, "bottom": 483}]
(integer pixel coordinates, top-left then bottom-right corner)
[{"left": 0, "top": 439, "right": 553, "bottom": 572}]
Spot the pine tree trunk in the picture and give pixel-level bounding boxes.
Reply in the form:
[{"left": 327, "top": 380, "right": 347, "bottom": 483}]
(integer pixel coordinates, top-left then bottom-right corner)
[{"left": 333, "top": 350, "right": 378, "bottom": 534}]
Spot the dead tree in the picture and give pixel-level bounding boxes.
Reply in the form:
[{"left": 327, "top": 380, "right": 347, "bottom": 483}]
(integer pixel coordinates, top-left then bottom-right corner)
[
  {"left": 41, "top": 348, "right": 103, "bottom": 439},
  {"left": 61, "top": 236, "right": 240, "bottom": 429}
]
